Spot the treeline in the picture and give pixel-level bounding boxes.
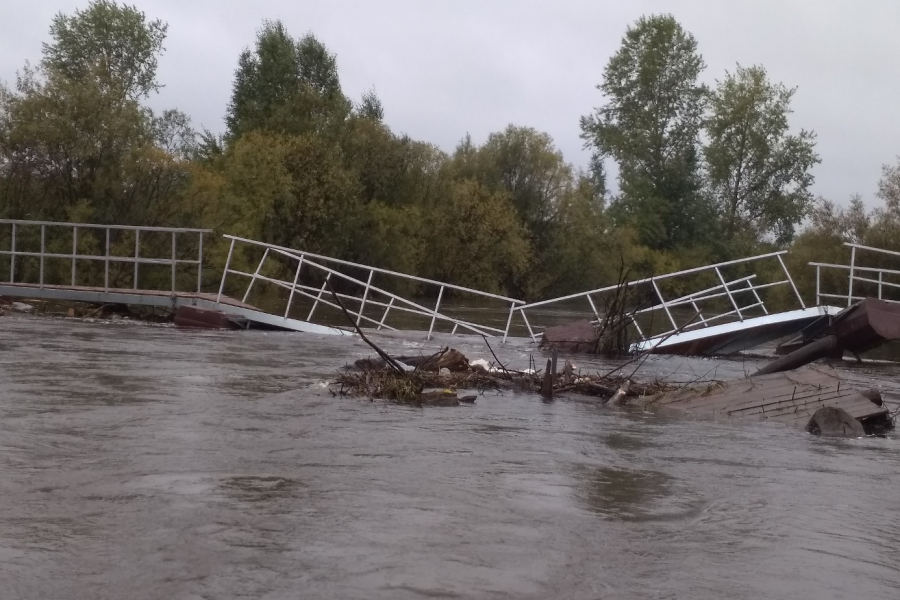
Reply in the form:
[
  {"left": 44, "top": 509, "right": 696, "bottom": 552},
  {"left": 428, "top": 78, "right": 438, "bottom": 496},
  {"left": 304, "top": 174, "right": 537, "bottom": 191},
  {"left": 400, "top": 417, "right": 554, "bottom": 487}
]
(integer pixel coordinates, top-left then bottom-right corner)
[{"left": 1, "top": 1, "right": 898, "bottom": 302}]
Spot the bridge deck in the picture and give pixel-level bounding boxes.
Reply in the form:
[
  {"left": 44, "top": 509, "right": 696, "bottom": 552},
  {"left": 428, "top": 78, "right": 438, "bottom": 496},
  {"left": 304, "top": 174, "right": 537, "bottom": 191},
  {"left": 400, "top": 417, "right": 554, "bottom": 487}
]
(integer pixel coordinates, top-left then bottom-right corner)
[{"left": 0, "top": 282, "right": 350, "bottom": 336}]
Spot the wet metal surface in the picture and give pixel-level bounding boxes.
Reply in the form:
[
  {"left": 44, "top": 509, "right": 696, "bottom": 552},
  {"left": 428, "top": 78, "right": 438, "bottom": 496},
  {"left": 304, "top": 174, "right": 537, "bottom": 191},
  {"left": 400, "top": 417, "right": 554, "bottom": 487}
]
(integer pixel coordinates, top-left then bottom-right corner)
[{"left": 1, "top": 315, "right": 900, "bottom": 599}]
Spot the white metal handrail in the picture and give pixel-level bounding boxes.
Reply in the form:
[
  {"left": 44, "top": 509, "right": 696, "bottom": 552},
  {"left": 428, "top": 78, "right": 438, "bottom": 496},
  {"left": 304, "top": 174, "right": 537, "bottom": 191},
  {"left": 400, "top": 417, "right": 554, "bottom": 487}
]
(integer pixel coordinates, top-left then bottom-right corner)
[
  {"left": 216, "top": 235, "right": 525, "bottom": 340},
  {"left": 510, "top": 251, "right": 804, "bottom": 343},
  {"left": 0, "top": 219, "right": 211, "bottom": 293},
  {"left": 811, "top": 242, "right": 900, "bottom": 306}
]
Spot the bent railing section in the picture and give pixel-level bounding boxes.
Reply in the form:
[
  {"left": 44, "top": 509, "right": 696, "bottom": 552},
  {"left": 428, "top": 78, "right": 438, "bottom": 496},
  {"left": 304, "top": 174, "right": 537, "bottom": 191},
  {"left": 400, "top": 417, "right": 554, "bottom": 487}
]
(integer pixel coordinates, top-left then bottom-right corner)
[
  {"left": 0, "top": 219, "right": 211, "bottom": 293},
  {"left": 216, "top": 235, "right": 525, "bottom": 340},
  {"left": 510, "top": 251, "right": 805, "bottom": 343},
  {"left": 811, "top": 243, "right": 900, "bottom": 306}
]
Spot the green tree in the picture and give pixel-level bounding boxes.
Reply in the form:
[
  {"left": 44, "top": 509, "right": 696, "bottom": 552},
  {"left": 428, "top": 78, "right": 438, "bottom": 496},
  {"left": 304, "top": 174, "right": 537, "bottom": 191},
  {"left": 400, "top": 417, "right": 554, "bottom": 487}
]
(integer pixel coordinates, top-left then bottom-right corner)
[
  {"left": 450, "top": 126, "right": 572, "bottom": 240},
  {"left": 43, "top": 0, "right": 167, "bottom": 100},
  {"left": 339, "top": 116, "right": 445, "bottom": 209},
  {"left": 0, "top": 0, "right": 192, "bottom": 226},
  {"left": 225, "top": 20, "right": 350, "bottom": 140},
  {"left": 704, "top": 65, "right": 819, "bottom": 246},
  {"left": 581, "top": 14, "right": 710, "bottom": 250},
  {"left": 222, "top": 131, "right": 360, "bottom": 256},
  {"left": 421, "top": 179, "right": 530, "bottom": 294},
  {"left": 357, "top": 88, "right": 384, "bottom": 122}
]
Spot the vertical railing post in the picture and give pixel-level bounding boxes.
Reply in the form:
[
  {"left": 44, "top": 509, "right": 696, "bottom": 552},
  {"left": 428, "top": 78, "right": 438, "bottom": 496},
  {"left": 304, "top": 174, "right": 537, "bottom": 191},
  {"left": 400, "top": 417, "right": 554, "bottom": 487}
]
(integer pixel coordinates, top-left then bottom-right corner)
[
  {"left": 104, "top": 228, "right": 110, "bottom": 291},
  {"left": 691, "top": 301, "right": 708, "bottom": 327},
  {"left": 651, "top": 278, "right": 679, "bottom": 330},
  {"left": 377, "top": 297, "right": 395, "bottom": 331},
  {"left": 133, "top": 229, "right": 140, "bottom": 290},
  {"left": 171, "top": 231, "right": 177, "bottom": 293},
  {"left": 847, "top": 246, "right": 857, "bottom": 306},
  {"left": 632, "top": 317, "right": 644, "bottom": 339},
  {"left": 71, "top": 226, "right": 78, "bottom": 286},
  {"left": 242, "top": 248, "right": 270, "bottom": 303},
  {"left": 878, "top": 271, "right": 883, "bottom": 300},
  {"left": 815, "top": 266, "right": 821, "bottom": 306},
  {"left": 502, "top": 302, "right": 516, "bottom": 343},
  {"left": 9, "top": 223, "right": 15, "bottom": 283},
  {"left": 197, "top": 232, "right": 204, "bottom": 293},
  {"left": 586, "top": 294, "right": 601, "bottom": 322},
  {"left": 427, "top": 286, "right": 445, "bottom": 341},
  {"left": 39, "top": 225, "right": 45, "bottom": 287},
  {"left": 777, "top": 254, "right": 805, "bottom": 309},
  {"left": 216, "top": 238, "right": 236, "bottom": 305},
  {"left": 520, "top": 309, "right": 537, "bottom": 343},
  {"left": 284, "top": 257, "right": 304, "bottom": 319},
  {"left": 715, "top": 267, "right": 743, "bottom": 322},
  {"left": 356, "top": 270, "right": 374, "bottom": 326},
  {"left": 307, "top": 273, "right": 331, "bottom": 321},
  {"left": 748, "top": 279, "right": 768, "bottom": 315}
]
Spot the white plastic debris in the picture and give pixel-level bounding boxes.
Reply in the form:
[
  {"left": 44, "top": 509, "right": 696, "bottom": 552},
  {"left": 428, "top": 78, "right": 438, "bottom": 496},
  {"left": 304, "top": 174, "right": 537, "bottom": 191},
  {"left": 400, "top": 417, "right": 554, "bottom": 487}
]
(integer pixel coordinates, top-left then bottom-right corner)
[{"left": 11, "top": 302, "right": 33, "bottom": 312}]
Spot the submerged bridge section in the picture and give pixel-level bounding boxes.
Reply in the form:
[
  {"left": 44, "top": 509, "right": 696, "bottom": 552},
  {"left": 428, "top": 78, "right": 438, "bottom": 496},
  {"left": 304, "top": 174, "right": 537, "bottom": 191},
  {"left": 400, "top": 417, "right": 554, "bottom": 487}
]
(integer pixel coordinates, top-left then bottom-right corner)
[{"left": 513, "top": 250, "right": 842, "bottom": 355}]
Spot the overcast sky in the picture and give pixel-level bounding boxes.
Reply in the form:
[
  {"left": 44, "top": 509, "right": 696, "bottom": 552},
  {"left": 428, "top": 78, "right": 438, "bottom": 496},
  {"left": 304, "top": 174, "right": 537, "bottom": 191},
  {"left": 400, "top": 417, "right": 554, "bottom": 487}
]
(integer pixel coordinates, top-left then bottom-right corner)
[{"left": 2, "top": 0, "right": 899, "bottom": 206}]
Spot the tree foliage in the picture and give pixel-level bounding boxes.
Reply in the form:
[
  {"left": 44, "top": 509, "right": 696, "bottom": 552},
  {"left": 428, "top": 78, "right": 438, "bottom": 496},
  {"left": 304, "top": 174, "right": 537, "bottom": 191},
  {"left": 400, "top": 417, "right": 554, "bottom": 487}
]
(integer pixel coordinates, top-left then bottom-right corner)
[
  {"left": 43, "top": 0, "right": 167, "bottom": 100},
  {"left": 581, "top": 14, "right": 710, "bottom": 250},
  {"left": 704, "top": 65, "right": 819, "bottom": 245},
  {"left": 225, "top": 20, "right": 350, "bottom": 140},
  {"left": 0, "top": 0, "right": 190, "bottom": 226},
  {"left": 421, "top": 179, "right": 530, "bottom": 294}
]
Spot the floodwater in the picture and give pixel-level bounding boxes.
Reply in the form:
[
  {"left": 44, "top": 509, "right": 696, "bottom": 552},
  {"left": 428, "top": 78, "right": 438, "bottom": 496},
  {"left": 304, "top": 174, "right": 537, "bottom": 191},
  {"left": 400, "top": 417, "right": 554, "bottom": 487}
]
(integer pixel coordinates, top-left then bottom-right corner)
[{"left": 1, "top": 315, "right": 900, "bottom": 600}]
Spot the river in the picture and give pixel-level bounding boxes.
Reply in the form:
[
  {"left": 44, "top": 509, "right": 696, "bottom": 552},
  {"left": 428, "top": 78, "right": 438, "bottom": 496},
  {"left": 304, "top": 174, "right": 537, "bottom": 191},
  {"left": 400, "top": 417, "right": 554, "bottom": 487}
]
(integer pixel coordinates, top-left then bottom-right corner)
[{"left": 1, "top": 314, "right": 899, "bottom": 599}]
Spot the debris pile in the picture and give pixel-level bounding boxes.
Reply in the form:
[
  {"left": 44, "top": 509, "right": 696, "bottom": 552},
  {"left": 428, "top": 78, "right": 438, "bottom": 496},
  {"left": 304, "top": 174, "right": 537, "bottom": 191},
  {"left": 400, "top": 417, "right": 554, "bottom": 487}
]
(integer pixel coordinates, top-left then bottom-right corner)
[{"left": 333, "top": 346, "right": 671, "bottom": 406}]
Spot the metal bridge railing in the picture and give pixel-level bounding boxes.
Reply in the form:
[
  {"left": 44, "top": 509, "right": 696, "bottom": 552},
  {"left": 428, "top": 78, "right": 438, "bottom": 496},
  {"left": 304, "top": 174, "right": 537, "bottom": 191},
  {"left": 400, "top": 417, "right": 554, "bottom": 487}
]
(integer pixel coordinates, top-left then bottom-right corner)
[
  {"left": 510, "top": 251, "right": 805, "bottom": 343},
  {"left": 0, "top": 219, "right": 212, "bottom": 293},
  {"left": 811, "top": 243, "right": 900, "bottom": 306},
  {"left": 216, "top": 235, "right": 526, "bottom": 340}
]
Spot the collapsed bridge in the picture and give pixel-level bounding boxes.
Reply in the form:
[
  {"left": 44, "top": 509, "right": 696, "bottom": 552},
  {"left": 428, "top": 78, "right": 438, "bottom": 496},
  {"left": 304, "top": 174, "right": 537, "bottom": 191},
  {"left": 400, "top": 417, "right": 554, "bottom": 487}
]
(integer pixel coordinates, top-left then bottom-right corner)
[{"left": 1, "top": 219, "right": 897, "bottom": 358}]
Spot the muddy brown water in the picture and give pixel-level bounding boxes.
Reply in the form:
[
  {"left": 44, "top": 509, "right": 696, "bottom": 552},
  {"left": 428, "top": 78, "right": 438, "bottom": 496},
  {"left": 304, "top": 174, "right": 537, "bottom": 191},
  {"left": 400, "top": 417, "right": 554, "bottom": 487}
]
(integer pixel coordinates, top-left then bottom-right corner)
[{"left": 2, "top": 315, "right": 900, "bottom": 599}]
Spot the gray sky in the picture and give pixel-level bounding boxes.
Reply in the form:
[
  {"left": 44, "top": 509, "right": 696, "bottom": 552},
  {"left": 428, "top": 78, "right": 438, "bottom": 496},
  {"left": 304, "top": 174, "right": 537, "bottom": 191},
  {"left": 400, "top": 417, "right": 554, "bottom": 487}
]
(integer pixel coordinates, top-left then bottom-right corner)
[{"left": 3, "top": 0, "right": 899, "bottom": 207}]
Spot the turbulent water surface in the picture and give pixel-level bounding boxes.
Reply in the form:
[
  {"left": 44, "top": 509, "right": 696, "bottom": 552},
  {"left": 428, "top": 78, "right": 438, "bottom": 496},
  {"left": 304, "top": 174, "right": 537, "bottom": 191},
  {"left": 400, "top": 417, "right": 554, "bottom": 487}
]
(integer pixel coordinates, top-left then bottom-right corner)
[{"left": 1, "top": 315, "right": 899, "bottom": 599}]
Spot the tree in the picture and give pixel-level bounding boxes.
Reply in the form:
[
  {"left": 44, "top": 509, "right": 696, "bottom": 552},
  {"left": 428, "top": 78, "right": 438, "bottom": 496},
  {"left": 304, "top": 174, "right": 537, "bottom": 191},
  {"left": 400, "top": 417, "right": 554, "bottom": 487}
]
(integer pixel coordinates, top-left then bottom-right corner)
[
  {"left": 704, "top": 65, "right": 819, "bottom": 245},
  {"left": 448, "top": 126, "right": 573, "bottom": 250},
  {"left": 340, "top": 116, "right": 445, "bottom": 209},
  {"left": 225, "top": 21, "right": 350, "bottom": 140},
  {"left": 581, "top": 14, "right": 710, "bottom": 250},
  {"left": 222, "top": 131, "right": 360, "bottom": 256},
  {"left": 421, "top": 179, "right": 530, "bottom": 294},
  {"left": 43, "top": 0, "right": 167, "bottom": 101},
  {"left": 357, "top": 88, "right": 384, "bottom": 122},
  {"left": 0, "top": 0, "right": 191, "bottom": 226}
]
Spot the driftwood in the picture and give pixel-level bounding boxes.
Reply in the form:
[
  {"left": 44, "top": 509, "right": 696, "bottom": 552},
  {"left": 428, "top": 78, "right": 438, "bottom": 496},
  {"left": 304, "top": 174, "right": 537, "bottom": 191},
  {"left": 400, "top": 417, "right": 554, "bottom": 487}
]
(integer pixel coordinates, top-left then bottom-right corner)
[
  {"left": 607, "top": 380, "right": 631, "bottom": 406},
  {"left": 327, "top": 280, "right": 406, "bottom": 375},
  {"left": 335, "top": 345, "right": 672, "bottom": 406},
  {"left": 354, "top": 348, "right": 469, "bottom": 373}
]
